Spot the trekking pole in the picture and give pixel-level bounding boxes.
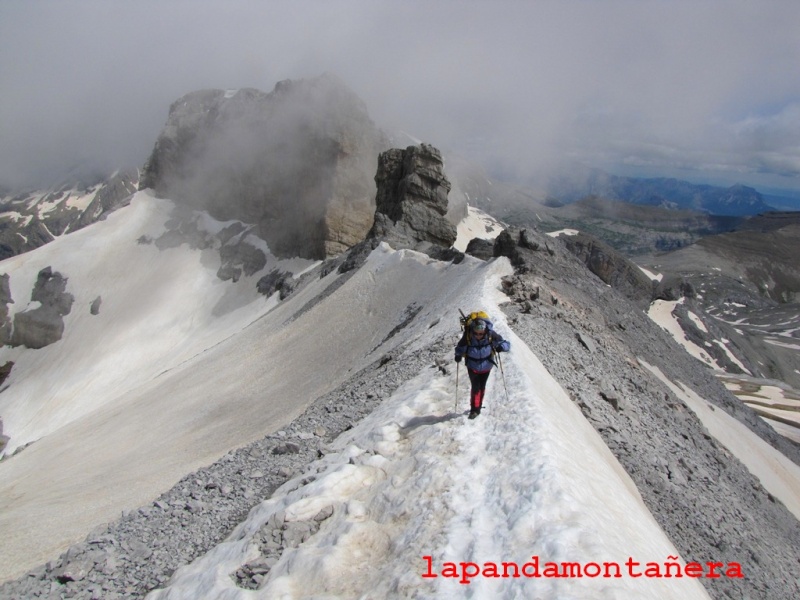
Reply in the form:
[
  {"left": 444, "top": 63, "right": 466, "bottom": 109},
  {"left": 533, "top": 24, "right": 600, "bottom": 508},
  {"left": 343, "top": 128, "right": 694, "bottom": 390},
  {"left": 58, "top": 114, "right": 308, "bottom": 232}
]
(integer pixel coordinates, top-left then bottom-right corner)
[
  {"left": 497, "top": 352, "right": 510, "bottom": 403},
  {"left": 455, "top": 361, "right": 460, "bottom": 412}
]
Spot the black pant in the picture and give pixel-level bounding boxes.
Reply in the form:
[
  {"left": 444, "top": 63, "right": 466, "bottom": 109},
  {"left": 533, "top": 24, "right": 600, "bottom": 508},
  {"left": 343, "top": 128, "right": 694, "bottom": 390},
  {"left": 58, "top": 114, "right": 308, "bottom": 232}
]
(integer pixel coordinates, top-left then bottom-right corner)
[{"left": 467, "top": 369, "right": 491, "bottom": 409}]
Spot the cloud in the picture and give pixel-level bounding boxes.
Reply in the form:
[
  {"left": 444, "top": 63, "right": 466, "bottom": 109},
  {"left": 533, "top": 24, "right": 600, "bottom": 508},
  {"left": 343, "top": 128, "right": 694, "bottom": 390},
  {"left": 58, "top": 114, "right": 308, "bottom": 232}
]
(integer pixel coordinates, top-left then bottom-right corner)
[{"left": 1, "top": 0, "right": 799, "bottom": 193}]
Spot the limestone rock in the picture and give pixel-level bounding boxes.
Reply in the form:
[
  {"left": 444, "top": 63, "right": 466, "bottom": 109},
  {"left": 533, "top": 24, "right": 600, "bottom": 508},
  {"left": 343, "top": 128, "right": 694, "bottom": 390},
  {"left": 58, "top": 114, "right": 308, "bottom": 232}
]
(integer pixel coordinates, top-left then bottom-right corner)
[
  {"left": 90, "top": 296, "right": 102, "bottom": 316},
  {"left": 256, "top": 269, "right": 296, "bottom": 300},
  {"left": 465, "top": 238, "right": 495, "bottom": 260},
  {"left": 492, "top": 227, "right": 554, "bottom": 271},
  {"left": 367, "top": 144, "right": 457, "bottom": 251},
  {"left": 140, "top": 74, "right": 388, "bottom": 260},
  {"left": 10, "top": 267, "right": 74, "bottom": 349},
  {"left": 557, "top": 232, "right": 654, "bottom": 307},
  {"left": 0, "top": 274, "right": 13, "bottom": 345},
  {"left": 218, "top": 239, "right": 267, "bottom": 282}
]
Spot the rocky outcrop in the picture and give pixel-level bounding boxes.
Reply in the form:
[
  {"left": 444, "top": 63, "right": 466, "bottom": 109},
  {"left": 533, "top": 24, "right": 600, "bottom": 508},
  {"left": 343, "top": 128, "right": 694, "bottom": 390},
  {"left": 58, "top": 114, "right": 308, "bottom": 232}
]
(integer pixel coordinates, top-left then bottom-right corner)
[
  {"left": 0, "top": 415, "right": 8, "bottom": 456},
  {"left": 256, "top": 270, "right": 297, "bottom": 300},
  {"left": 0, "top": 274, "right": 13, "bottom": 345},
  {"left": 10, "top": 267, "right": 74, "bottom": 349},
  {"left": 71, "top": 170, "right": 139, "bottom": 230},
  {"left": 140, "top": 74, "right": 388, "bottom": 260},
  {"left": 653, "top": 273, "right": 696, "bottom": 301},
  {"left": 217, "top": 239, "right": 268, "bottom": 283},
  {"left": 367, "top": 144, "right": 457, "bottom": 252},
  {"left": 556, "top": 231, "right": 654, "bottom": 307}
]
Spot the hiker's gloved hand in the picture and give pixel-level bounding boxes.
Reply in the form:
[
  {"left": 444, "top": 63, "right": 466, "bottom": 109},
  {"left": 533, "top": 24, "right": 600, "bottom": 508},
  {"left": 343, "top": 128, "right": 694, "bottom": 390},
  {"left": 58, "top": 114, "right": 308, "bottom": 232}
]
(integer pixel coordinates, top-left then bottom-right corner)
[{"left": 455, "top": 356, "right": 462, "bottom": 363}]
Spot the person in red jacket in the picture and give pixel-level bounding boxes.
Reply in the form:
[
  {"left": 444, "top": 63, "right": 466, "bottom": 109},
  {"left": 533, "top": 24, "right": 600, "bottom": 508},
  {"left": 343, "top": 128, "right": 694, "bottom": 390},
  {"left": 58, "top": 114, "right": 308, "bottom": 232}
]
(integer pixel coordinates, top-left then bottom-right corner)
[{"left": 455, "top": 317, "right": 510, "bottom": 419}]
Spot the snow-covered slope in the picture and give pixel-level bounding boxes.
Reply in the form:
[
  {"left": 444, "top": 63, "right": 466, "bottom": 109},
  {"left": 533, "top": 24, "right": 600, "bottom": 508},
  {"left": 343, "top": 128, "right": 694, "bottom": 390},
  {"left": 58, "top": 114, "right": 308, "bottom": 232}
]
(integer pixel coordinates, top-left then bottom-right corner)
[
  {"left": 146, "top": 265, "right": 709, "bottom": 599},
  {"left": 453, "top": 205, "right": 504, "bottom": 252},
  {"left": 0, "top": 194, "right": 512, "bottom": 581}
]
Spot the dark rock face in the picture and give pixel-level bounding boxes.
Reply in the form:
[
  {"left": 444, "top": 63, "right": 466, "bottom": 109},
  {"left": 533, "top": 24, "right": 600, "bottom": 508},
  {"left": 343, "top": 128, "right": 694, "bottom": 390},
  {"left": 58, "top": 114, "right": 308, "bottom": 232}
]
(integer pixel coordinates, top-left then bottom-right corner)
[
  {"left": 492, "top": 227, "right": 556, "bottom": 274},
  {"left": 217, "top": 240, "right": 267, "bottom": 283},
  {"left": 0, "top": 274, "right": 13, "bottom": 345},
  {"left": 140, "top": 74, "right": 388, "bottom": 260},
  {"left": 368, "top": 144, "right": 457, "bottom": 251},
  {"left": 71, "top": 170, "right": 139, "bottom": 230},
  {"left": 256, "top": 270, "right": 296, "bottom": 300},
  {"left": 557, "top": 231, "right": 654, "bottom": 307},
  {"left": 10, "top": 267, "right": 74, "bottom": 349},
  {"left": 465, "top": 237, "right": 495, "bottom": 260},
  {"left": 653, "top": 273, "right": 695, "bottom": 301}
]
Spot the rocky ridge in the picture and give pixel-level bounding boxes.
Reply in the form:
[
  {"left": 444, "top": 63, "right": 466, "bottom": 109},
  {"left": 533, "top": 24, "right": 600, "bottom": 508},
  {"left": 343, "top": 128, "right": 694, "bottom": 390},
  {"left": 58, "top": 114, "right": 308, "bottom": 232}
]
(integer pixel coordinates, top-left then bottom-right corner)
[{"left": 495, "top": 226, "right": 800, "bottom": 600}]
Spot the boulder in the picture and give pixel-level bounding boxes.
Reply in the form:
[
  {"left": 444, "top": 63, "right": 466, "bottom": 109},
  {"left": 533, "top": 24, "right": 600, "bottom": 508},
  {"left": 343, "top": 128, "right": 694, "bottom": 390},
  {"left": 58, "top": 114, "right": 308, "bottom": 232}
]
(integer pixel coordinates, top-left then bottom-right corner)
[{"left": 10, "top": 267, "right": 74, "bottom": 349}]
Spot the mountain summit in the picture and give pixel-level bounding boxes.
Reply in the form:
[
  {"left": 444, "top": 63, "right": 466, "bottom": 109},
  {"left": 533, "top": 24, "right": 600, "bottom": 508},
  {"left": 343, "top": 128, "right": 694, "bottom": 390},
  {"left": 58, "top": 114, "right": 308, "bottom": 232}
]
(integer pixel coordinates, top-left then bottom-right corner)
[{"left": 140, "top": 74, "right": 388, "bottom": 259}]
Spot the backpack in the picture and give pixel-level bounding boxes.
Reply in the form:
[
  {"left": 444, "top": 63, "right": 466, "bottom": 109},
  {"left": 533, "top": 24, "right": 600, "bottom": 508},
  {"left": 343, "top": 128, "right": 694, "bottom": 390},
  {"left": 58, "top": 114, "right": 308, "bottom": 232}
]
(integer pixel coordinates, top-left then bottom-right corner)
[{"left": 459, "top": 310, "right": 492, "bottom": 344}]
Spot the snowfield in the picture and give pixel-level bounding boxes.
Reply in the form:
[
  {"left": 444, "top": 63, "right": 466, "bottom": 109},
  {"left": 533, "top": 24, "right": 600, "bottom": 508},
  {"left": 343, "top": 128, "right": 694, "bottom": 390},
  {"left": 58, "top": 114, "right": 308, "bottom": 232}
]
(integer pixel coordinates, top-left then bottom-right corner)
[{"left": 146, "top": 251, "right": 709, "bottom": 600}]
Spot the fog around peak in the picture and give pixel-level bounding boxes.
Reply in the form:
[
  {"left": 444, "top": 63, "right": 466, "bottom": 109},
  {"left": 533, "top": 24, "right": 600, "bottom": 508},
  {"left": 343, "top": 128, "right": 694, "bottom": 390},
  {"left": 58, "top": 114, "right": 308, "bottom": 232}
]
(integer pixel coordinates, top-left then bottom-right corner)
[{"left": 1, "top": 1, "right": 799, "bottom": 196}]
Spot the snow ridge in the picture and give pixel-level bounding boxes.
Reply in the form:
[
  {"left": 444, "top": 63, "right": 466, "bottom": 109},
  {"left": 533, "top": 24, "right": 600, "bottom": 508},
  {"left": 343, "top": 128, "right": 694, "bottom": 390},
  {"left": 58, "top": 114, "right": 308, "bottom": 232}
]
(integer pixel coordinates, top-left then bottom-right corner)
[{"left": 146, "top": 263, "right": 707, "bottom": 599}]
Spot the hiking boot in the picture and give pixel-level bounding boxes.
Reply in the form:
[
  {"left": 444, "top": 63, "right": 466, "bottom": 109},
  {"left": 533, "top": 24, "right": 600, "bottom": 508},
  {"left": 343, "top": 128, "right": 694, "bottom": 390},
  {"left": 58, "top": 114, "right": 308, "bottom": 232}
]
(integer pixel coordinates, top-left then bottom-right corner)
[{"left": 468, "top": 408, "right": 481, "bottom": 419}]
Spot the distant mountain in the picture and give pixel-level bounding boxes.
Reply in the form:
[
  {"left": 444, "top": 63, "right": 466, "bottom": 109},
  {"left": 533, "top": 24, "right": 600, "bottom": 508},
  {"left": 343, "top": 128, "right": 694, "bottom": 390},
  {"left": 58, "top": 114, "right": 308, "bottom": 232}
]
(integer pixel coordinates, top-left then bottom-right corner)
[
  {"left": 533, "top": 196, "right": 742, "bottom": 255},
  {"left": 0, "top": 170, "right": 138, "bottom": 260},
  {"left": 763, "top": 192, "right": 800, "bottom": 212},
  {"left": 546, "top": 167, "right": 777, "bottom": 216}
]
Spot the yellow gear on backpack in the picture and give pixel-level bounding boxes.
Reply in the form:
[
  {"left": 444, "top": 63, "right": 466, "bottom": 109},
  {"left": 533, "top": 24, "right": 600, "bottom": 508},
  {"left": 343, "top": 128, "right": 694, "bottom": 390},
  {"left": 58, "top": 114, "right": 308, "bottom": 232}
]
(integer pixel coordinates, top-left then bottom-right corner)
[
  {"left": 460, "top": 310, "right": 489, "bottom": 331},
  {"left": 459, "top": 310, "right": 490, "bottom": 344}
]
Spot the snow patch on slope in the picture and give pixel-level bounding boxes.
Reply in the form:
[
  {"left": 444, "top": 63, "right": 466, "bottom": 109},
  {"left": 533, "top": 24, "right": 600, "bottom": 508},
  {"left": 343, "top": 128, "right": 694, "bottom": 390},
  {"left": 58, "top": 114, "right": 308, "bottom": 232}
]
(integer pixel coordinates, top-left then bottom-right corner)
[
  {"left": 0, "top": 191, "right": 271, "bottom": 452},
  {"left": 641, "top": 361, "right": 800, "bottom": 521},
  {"left": 453, "top": 205, "right": 504, "bottom": 252}
]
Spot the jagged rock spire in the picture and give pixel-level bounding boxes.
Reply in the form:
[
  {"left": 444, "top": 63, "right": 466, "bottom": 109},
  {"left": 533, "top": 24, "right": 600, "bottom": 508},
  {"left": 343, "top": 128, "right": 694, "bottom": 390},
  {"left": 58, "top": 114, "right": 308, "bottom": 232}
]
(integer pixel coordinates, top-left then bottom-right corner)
[{"left": 368, "top": 143, "right": 457, "bottom": 251}]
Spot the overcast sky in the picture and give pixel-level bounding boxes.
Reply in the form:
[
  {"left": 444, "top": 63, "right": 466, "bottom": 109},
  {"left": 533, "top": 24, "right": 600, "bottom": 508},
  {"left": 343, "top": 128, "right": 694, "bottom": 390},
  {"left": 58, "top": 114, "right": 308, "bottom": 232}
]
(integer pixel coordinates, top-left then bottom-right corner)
[{"left": 1, "top": 0, "right": 799, "bottom": 195}]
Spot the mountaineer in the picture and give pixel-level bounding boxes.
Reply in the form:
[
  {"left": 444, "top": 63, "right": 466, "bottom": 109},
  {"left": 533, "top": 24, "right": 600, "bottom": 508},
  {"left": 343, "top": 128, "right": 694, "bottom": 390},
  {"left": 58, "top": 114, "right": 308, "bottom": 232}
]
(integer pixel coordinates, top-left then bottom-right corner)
[{"left": 454, "top": 312, "right": 510, "bottom": 419}]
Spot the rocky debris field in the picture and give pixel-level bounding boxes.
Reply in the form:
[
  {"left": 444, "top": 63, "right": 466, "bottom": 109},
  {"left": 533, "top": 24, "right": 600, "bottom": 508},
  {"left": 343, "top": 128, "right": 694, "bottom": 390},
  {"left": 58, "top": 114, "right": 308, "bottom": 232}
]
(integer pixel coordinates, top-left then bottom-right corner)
[
  {"left": 0, "top": 337, "right": 452, "bottom": 600},
  {"left": 496, "top": 226, "right": 800, "bottom": 600}
]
